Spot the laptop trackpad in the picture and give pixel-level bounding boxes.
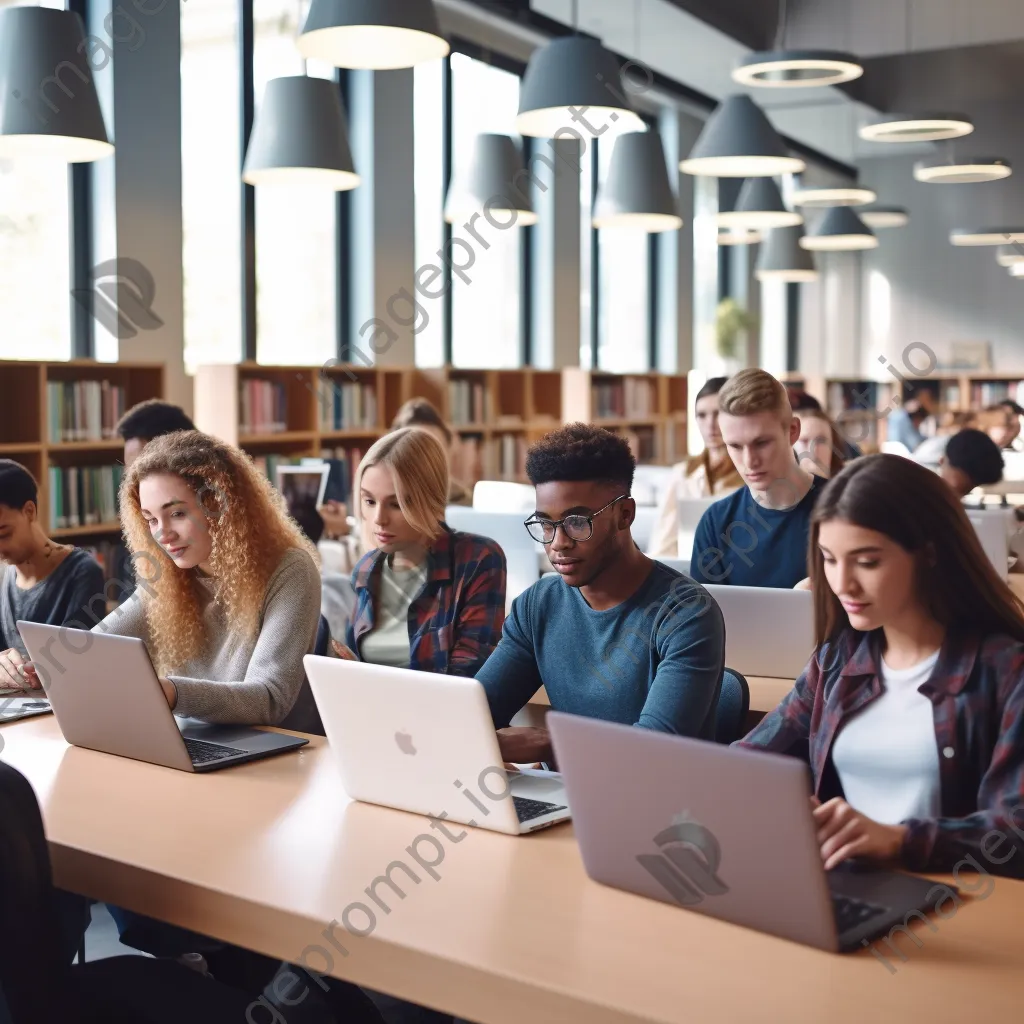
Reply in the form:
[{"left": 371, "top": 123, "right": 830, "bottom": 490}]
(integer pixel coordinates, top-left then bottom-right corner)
[
  {"left": 508, "top": 769, "right": 567, "bottom": 803},
  {"left": 179, "top": 719, "right": 295, "bottom": 753}
]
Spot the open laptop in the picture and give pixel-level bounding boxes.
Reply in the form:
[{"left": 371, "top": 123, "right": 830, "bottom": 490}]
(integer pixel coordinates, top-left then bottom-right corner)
[
  {"left": 549, "top": 712, "right": 949, "bottom": 953},
  {"left": 0, "top": 693, "right": 52, "bottom": 722},
  {"left": 304, "top": 655, "right": 570, "bottom": 834},
  {"left": 18, "top": 622, "right": 307, "bottom": 772},
  {"left": 704, "top": 585, "right": 814, "bottom": 679},
  {"left": 967, "top": 511, "right": 1011, "bottom": 580}
]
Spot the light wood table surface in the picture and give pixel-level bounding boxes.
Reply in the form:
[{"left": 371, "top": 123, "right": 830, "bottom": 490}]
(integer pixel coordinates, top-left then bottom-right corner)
[{"left": 3, "top": 715, "right": 1023, "bottom": 1023}]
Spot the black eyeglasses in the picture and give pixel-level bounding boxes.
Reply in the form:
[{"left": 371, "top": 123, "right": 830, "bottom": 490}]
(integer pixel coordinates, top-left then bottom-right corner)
[{"left": 524, "top": 495, "right": 630, "bottom": 544}]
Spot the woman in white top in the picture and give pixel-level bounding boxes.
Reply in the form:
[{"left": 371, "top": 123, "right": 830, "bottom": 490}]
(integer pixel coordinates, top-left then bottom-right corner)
[
  {"left": 649, "top": 377, "right": 743, "bottom": 557},
  {"left": 739, "top": 454, "right": 1024, "bottom": 878}
]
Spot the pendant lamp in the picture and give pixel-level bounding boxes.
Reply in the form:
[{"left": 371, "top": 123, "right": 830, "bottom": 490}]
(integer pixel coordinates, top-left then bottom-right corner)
[
  {"left": 790, "top": 186, "right": 877, "bottom": 208},
  {"left": 444, "top": 134, "right": 537, "bottom": 227},
  {"left": 801, "top": 207, "right": 878, "bottom": 251},
  {"left": 733, "top": 50, "right": 862, "bottom": 89},
  {"left": 860, "top": 207, "right": 909, "bottom": 229},
  {"left": 756, "top": 226, "right": 819, "bottom": 281},
  {"left": 717, "top": 177, "right": 801, "bottom": 230},
  {"left": 914, "top": 155, "right": 1011, "bottom": 184},
  {"left": 592, "top": 131, "right": 682, "bottom": 232},
  {"left": 859, "top": 114, "right": 973, "bottom": 144}
]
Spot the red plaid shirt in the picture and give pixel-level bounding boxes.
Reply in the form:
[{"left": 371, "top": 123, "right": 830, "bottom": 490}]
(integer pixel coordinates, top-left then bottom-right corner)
[
  {"left": 738, "top": 628, "right": 1024, "bottom": 877},
  {"left": 347, "top": 525, "right": 506, "bottom": 677}
]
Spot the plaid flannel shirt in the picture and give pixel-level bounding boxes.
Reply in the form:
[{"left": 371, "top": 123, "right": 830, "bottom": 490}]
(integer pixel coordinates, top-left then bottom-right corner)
[
  {"left": 347, "top": 525, "right": 506, "bottom": 677},
  {"left": 738, "top": 628, "right": 1024, "bottom": 878}
]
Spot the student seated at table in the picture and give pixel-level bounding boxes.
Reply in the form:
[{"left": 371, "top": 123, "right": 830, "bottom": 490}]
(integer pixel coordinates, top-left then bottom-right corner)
[
  {"left": 391, "top": 397, "right": 473, "bottom": 506},
  {"left": 0, "top": 460, "right": 104, "bottom": 690},
  {"left": 116, "top": 398, "right": 196, "bottom": 469},
  {"left": 789, "top": 388, "right": 862, "bottom": 461},
  {"left": 939, "top": 428, "right": 1004, "bottom": 498},
  {"left": 689, "top": 369, "right": 824, "bottom": 589},
  {"left": 478, "top": 424, "right": 725, "bottom": 766},
  {"left": 738, "top": 454, "right": 1024, "bottom": 878},
  {"left": 794, "top": 406, "right": 846, "bottom": 479},
  {"left": 912, "top": 411, "right": 978, "bottom": 468},
  {"left": 886, "top": 394, "right": 932, "bottom": 453},
  {"left": 648, "top": 376, "right": 743, "bottom": 557},
  {"left": 338, "top": 427, "right": 505, "bottom": 677}
]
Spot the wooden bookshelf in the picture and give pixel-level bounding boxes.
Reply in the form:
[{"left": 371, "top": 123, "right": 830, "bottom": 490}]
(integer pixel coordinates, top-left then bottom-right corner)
[{"left": 0, "top": 359, "right": 164, "bottom": 538}]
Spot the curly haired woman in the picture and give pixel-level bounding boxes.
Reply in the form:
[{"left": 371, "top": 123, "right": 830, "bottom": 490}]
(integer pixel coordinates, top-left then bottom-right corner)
[{"left": 98, "top": 430, "right": 323, "bottom": 731}]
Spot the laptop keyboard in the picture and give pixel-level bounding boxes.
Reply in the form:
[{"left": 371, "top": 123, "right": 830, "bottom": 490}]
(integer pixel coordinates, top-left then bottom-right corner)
[
  {"left": 832, "top": 894, "right": 889, "bottom": 934},
  {"left": 184, "top": 737, "right": 248, "bottom": 766},
  {"left": 513, "top": 796, "right": 567, "bottom": 823}
]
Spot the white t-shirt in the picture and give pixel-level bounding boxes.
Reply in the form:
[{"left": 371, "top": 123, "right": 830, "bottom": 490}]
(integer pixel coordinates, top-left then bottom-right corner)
[
  {"left": 360, "top": 556, "right": 428, "bottom": 669},
  {"left": 831, "top": 650, "right": 942, "bottom": 825}
]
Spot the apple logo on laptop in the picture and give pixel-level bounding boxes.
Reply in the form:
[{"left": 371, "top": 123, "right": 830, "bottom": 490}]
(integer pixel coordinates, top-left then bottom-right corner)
[{"left": 395, "top": 730, "right": 417, "bottom": 756}]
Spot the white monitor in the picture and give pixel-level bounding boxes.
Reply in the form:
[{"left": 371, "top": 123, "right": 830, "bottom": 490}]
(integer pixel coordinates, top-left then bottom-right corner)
[{"left": 967, "top": 511, "right": 1011, "bottom": 580}]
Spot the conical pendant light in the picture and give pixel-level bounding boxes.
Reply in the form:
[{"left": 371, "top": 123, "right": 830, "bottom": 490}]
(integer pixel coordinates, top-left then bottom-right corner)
[
  {"left": 914, "top": 155, "right": 1012, "bottom": 184},
  {"left": 717, "top": 177, "right": 801, "bottom": 230},
  {"left": 718, "top": 227, "right": 763, "bottom": 246},
  {"left": 996, "top": 245, "right": 1024, "bottom": 267},
  {"left": 681, "top": 95, "right": 805, "bottom": 178},
  {"left": 790, "top": 186, "right": 877, "bottom": 208},
  {"left": 243, "top": 77, "right": 360, "bottom": 189},
  {"left": 756, "top": 226, "right": 819, "bottom": 281},
  {"left": 801, "top": 207, "right": 877, "bottom": 251},
  {"left": 298, "top": 0, "right": 449, "bottom": 70},
  {"left": 516, "top": 35, "right": 644, "bottom": 138},
  {"left": 0, "top": 6, "right": 112, "bottom": 162},
  {"left": 592, "top": 131, "right": 682, "bottom": 232},
  {"left": 444, "top": 134, "right": 537, "bottom": 227},
  {"left": 861, "top": 206, "right": 909, "bottom": 229}
]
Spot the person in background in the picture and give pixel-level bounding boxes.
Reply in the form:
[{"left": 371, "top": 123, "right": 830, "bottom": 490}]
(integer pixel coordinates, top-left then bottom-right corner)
[
  {"left": 648, "top": 377, "right": 742, "bottom": 557},
  {"left": 342, "top": 428, "right": 505, "bottom": 677},
  {"left": 0, "top": 460, "right": 105, "bottom": 690},
  {"left": 998, "top": 400, "right": 1024, "bottom": 451},
  {"left": 912, "top": 411, "right": 978, "bottom": 468},
  {"left": 939, "top": 428, "right": 1004, "bottom": 499},
  {"left": 116, "top": 399, "right": 196, "bottom": 470},
  {"left": 789, "top": 388, "right": 862, "bottom": 461},
  {"left": 738, "top": 455, "right": 1024, "bottom": 878},
  {"left": 794, "top": 407, "right": 846, "bottom": 479},
  {"left": 478, "top": 424, "right": 725, "bottom": 766},
  {"left": 391, "top": 397, "right": 473, "bottom": 505},
  {"left": 886, "top": 394, "right": 932, "bottom": 453},
  {"left": 689, "top": 369, "right": 823, "bottom": 589},
  {"left": 982, "top": 403, "right": 1021, "bottom": 451}
]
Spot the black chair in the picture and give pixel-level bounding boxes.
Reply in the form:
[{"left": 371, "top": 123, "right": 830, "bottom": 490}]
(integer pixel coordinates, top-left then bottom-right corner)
[
  {"left": 715, "top": 668, "right": 750, "bottom": 745},
  {"left": 314, "top": 613, "right": 331, "bottom": 656},
  {"left": 0, "top": 760, "right": 256, "bottom": 1024}
]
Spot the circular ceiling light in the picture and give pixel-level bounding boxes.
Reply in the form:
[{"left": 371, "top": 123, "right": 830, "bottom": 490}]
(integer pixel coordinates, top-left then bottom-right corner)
[
  {"left": 859, "top": 114, "right": 974, "bottom": 144},
  {"left": 951, "top": 229, "right": 1024, "bottom": 246},
  {"left": 716, "top": 177, "right": 802, "bottom": 229},
  {"left": 718, "top": 227, "right": 763, "bottom": 246},
  {"left": 790, "top": 186, "right": 876, "bottom": 208},
  {"left": 592, "top": 131, "right": 683, "bottom": 233},
  {"left": 801, "top": 206, "right": 878, "bottom": 251},
  {"left": 680, "top": 95, "right": 805, "bottom": 178},
  {"left": 914, "top": 156, "right": 1012, "bottom": 184},
  {"left": 996, "top": 245, "right": 1024, "bottom": 267},
  {"left": 860, "top": 206, "right": 909, "bottom": 229},
  {"left": 732, "top": 49, "right": 863, "bottom": 89},
  {"left": 756, "top": 226, "right": 819, "bottom": 281}
]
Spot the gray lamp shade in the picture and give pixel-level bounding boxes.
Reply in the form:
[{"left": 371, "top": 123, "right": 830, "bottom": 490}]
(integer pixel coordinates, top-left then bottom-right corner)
[
  {"left": 516, "top": 36, "right": 645, "bottom": 138},
  {"left": 298, "top": 0, "right": 449, "bottom": 69},
  {"left": 445, "top": 134, "right": 537, "bottom": 227},
  {"left": 717, "top": 177, "right": 801, "bottom": 229},
  {"left": 801, "top": 206, "right": 877, "bottom": 251},
  {"left": 243, "top": 77, "right": 359, "bottom": 189},
  {"left": 681, "top": 95, "right": 805, "bottom": 177},
  {"left": 859, "top": 206, "right": 909, "bottom": 229},
  {"left": 0, "top": 6, "right": 112, "bottom": 162},
  {"left": 592, "top": 131, "right": 682, "bottom": 232},
  {"left": 756, "top": 227, "right": 818, "bottom": 281}
]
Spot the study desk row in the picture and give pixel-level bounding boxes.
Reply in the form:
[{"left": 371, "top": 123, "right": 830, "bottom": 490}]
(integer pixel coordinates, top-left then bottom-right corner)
[{"left": 1, "top": 715, "right": 1021, "bottom": 1024}]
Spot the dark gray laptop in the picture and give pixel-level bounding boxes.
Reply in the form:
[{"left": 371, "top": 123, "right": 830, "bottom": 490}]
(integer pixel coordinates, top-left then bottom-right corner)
[
  {"left": 549, "top": 712, "right": 950, "bottom": 953},
  {"left": 18, "top": 622, "right": 307, "bottom": 772}
]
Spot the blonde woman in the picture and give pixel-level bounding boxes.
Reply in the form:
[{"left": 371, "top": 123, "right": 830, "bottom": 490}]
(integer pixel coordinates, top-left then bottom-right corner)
[
  {"left": 98, "top": 431, "right": 323, "bottom": 730},
  {"left": 341, "top": 427, "right": 506, "bottom": 676}
]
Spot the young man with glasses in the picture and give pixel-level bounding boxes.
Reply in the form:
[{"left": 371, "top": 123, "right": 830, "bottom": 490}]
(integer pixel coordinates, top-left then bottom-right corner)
[{"left": 477, "top": 424, "right": 725, "bottom": 766}]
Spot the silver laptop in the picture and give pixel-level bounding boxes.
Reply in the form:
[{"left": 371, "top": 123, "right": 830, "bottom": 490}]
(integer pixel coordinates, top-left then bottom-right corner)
[
  {"left": 705, "top": 584, "right": 814, "bottom": 678},
  {"left": 967, "top": 511, "right": 1011, "bottom": 579},
  {"left": 17, "top": 622, "right": 307, "bottom": 772},
  {"left": 549, "top": 713, "right": 948, "bottom": 953},
  {"left": 304, "top": 655, "right": 570, "bottom": 834}
]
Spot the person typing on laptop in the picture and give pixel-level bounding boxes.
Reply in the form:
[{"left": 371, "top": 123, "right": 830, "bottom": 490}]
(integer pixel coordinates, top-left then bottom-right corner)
[
  {"left": 689, "top": 369, "right": 823, "bottom": 589},
  {"left": 738, "top": 454, "right": 1024, "bottom": 877},
  {"left": 478, "top": 424, "right": 725, "bottom": 765}
]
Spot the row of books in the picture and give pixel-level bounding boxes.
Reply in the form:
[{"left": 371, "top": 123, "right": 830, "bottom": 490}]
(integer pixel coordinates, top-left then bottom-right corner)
[
  {"left": 592, "top": 378, "right": 656, "bottom": 419},
  {"left": 826, "top": 381, "right": 884, "bottom": 416},
  {"left": 457, "top": 435, "right": 527, "bottom": 483},
  {"left": 47, "top": 464, "right": 123, "bottom": 530},
  {"left": 240, "top": 379, "right": 289, "bottom": 435},
  {"left": 317, "top": 379, "right": 379, "bottom": 432},
  {"left": 47, "top": 380, "right": 127, "bottom": 443},
  {"left": 622, "top": 426, "right": 658, "bottom": 464},
  {"left": 449, "top": 379, "right": 490, "bottom": 425},
  {"left": 79, "top": 541, "right": 134, "bottom": 604},
  {"left": 971, "top": 381, "right": 1024, "bottom": 407}
]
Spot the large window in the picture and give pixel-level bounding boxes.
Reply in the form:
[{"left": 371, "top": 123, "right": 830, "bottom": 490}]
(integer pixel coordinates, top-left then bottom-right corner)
[
  {"left": 0, "top": 0, "right": 73, "bottom": 361},
  {"left": 180, "top": 0, "right": 243, "bottom": 373},
  {"left": 252, "top": 0, "right": 337, "bottom": 366}
]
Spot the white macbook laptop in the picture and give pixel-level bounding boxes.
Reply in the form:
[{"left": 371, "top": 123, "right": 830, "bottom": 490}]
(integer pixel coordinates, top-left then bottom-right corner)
[
  {"left": 304, "top": 655, "right": 570, "bottom": 834},
  {"left": 967, "top": 511, "right": 1011, "bottom": 580},
  {"left": 704, "top": 585, "right": 814, "bottom": 679}
]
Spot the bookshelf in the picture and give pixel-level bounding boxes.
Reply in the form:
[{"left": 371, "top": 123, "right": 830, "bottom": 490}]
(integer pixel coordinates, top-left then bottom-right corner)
[{"left": 0, "top": 360, "right": 164, "bottom": 539}]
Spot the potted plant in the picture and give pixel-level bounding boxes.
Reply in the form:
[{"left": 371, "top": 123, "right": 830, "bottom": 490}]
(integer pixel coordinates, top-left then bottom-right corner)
[{"left": 715, "top": 297, "right": 758, "bottom": 365}]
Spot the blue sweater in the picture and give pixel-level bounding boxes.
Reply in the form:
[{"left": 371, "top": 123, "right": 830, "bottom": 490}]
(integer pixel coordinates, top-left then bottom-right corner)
[
  {"left": 688, "top": 476, "right": 824, "bottom": 589},
  {"left": 477, "top": 562, "right": 724, "bottom": 739}
]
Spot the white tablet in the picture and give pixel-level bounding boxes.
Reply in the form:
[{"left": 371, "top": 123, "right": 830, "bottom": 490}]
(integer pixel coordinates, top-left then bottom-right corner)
[{"left": 276, "top": 463, "right": 330, "bottom": 509}]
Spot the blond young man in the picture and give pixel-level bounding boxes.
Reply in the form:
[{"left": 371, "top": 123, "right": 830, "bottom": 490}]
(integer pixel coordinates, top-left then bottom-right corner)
[{"left": 688, "top": 369, "right": 821, "bottom": 588}]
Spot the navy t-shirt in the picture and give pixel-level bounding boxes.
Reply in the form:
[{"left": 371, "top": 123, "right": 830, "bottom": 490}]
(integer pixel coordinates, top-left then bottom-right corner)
[{"left": 688, "top": 476, "right": 825, "bottom": 588}]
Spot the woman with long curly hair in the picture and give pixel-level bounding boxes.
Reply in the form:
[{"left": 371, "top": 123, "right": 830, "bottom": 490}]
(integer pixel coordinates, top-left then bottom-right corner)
[{"left": 97, "top": 430, "right": 323, "bottom": 730}]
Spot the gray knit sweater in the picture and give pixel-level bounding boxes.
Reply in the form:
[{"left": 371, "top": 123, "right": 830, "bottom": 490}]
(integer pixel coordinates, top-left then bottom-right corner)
[{"left": 95, "top": 547, "right": 322, "bottom": 731}]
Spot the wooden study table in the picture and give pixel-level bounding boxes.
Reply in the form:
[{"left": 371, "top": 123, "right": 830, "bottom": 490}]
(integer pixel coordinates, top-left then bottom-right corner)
[{"left": 3, "top": 715, "right": 1023, "bottom": 1024}]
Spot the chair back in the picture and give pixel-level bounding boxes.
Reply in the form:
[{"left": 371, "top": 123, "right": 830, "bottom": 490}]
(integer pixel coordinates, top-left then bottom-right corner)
[{"left": 715, "top": 669, "right": 750, "bottom": 744}]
